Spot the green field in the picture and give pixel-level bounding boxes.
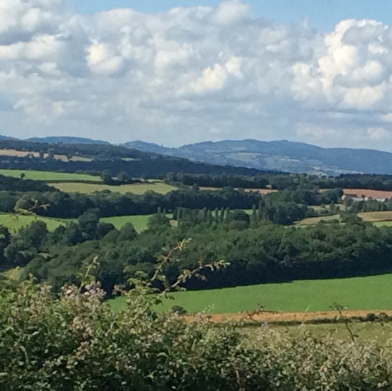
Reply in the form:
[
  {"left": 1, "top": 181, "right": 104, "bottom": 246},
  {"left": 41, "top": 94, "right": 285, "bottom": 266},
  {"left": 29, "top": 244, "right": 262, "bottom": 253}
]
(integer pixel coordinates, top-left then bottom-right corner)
[
  {"left": 0, "top": 169, "right": 100, "bottom": 182},
  {"left": 110, "top": 274, "right": 392, "bottom": 313},
  {"left": 0, "top": 214, "right": 69, "bottom": 232},
  {"left": 102, "top": 215, "right": 151, "bottom": 232},
  {"left": 52, "top": 182, "right": 176, "bottom": 194},
  {"left": 0, "top": 214, "right": 152, "bottom": 233},
  {"left": 296, "top": 215, "right": 340, "bottom": 225},
  {"left": 375, "top": 221, "right": 392, "bottom": 227}
]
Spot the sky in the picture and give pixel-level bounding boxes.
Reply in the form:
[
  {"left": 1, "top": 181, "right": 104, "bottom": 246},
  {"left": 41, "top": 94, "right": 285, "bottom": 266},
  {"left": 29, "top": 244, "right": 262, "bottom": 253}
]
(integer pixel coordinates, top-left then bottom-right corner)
[{"left": 1, "top": 1, "right": 392, "bottom": 150}]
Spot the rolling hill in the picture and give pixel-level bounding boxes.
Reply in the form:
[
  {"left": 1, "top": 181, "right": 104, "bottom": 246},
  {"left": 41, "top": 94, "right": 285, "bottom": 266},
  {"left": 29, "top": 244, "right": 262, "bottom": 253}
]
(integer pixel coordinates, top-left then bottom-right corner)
[
  {"left": 26, "top": 136, "right": 110, "bottom": 145},
  {"left": 124, "top": 139, "right": 392, "bottom": 175}
]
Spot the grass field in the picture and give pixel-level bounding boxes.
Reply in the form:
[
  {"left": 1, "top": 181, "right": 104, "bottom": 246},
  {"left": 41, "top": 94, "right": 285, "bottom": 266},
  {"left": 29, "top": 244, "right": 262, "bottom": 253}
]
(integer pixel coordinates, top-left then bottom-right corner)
[
  {"left": 0, "top": 149, "right": 91, "bottom": 162},
  {"left": 0, "top": 169, "right": 99, "bottom": 182},
  {"left": 297, "top": 215, "right": 340, "bottom": 225},
  {"left": 374, "top": 221, "right": 392, "bottom": 227},
  {"left": 102, "top": 215, "right": 151, "bottom": 232},
  {"left": 109, "top": 273, "right": 392, "bottom": 314},
  {"left": 0, "top": 214, "right": 69, "bottom": 232},
  {"left": 52, "top": 182, "right": 177, "bottom": 194},
  {"left": 358, "top": 211, "right": 392, "bottom": 222},
  {"left": 0, "top": 213, "right": 153, "bottom": 233}
]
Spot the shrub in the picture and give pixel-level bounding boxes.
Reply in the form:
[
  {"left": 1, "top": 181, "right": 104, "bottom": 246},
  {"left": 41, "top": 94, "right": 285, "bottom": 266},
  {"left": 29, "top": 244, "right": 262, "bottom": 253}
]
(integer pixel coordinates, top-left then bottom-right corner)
[{"left": 0, "top": 280, "right": 392, "bottom": 390}]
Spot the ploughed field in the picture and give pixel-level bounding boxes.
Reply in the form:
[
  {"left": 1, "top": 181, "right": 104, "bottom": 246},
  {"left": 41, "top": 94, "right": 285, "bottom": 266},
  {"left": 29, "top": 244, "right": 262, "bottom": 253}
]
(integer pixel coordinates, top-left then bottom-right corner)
[
  {"left": 109, "top": 273, "right": 392, "bottom": 314},
  {"left": 343, "top": 188, "right": 392, "bottom": 199}
]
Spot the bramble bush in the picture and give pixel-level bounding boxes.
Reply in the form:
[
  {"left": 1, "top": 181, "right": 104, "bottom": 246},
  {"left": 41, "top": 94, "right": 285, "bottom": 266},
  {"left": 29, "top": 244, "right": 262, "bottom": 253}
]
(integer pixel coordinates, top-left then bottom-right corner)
[
  {"left": 1, "top": 247, "right": 392, "bottom": 390},
  {"left": 1, "top": 280, "right": 392, "bottom": 390}
]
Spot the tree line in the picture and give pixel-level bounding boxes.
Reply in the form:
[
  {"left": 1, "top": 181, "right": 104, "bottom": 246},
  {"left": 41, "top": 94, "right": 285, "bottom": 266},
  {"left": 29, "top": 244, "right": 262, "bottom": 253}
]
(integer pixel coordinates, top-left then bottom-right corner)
[
  {"left": 165, "top": 172, "right": 392, "bottom": 192},
  {"left": 1, "top": 210, "right": 389, "bottom": 295}
]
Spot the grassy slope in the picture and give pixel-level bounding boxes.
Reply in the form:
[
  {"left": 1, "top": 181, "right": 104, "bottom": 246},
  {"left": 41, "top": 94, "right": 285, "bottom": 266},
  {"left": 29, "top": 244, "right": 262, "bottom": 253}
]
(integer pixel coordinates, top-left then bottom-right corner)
[
  {"left": 51, "top": 182, "right": 176, "bottom": 194},
  {"left": 0, "top": 169, "right": 99, "bottom": 182},
  {"left": 110, "top": 274, "right": 392, "bottom": 313}
]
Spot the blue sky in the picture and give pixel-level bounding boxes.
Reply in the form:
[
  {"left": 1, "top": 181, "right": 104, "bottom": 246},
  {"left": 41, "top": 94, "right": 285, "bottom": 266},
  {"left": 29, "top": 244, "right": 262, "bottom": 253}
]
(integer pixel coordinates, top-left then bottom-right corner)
[{"left": 70, "top": 0, "right": 392, "bottom": 31}]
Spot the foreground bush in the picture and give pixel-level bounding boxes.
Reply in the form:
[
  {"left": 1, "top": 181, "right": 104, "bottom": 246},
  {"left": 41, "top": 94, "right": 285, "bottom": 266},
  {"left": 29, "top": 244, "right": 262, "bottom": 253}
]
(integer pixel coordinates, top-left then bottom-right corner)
[{"left": 1, "top": 281, "right": 392, "bottom": 390}]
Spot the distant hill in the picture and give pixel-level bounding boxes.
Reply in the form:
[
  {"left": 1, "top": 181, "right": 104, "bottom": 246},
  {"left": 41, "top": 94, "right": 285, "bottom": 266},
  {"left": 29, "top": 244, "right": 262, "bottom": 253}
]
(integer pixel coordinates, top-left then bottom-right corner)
[
  {"left": 0, "top": 137, "right": 262, "bottom": 178},
  {"left": 124, "top": 139, "right": 392, "bottom": 175},
  {"left": 27, "top": 136, "right": 109, "bottom": 145}
]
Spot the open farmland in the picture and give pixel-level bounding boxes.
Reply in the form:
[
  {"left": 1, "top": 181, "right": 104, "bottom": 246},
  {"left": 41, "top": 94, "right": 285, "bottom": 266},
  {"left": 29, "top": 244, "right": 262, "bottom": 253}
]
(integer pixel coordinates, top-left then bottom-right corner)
[
  {"left": 358, "top": 211, "right": 392, "bottom": 222},
  {"left": 343, "top": 188, "right": 392, "bottom": 199},
  {"left": 52, "top": 182, "right": 177, "bottom": 194},
  {"left": 0, "top": 213, "right": 152, "bottom": 233},
  {"left": 0, "top": 169, "right": 100, "bottom": 182},
  {"left": 374, "top": 221, "right": 392, "bottom": 227},
  {"left": 0, "top": 149, "right": 91, "bottom": 162},
  {"left": 109, "top": 273, "right": 392, "bottom": 314},
  {"left": 243, "top": 188, "right": 277, "bottom": 195},
  {"left": 0, "top": 214, "right": 69, "bottom": 232},
  {"left": 296, "top": 215, "right": 340, "bottom": 225},
  {"left": 298, "top": 211, "right": 392, "bottom": 226},
  {"left": 101, "top": 215, "right": 151, "bottom": 232}
]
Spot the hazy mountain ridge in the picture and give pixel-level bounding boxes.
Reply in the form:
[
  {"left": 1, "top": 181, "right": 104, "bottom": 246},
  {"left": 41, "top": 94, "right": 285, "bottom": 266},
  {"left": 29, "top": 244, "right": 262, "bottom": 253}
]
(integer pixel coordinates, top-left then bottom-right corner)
[
  {"left": 4, "top": 135, "right": 392, "bottom": 175},
  {"left": 27, "top": 136, "right": 110, "bottom": 145},
  {"left": 124, "top": 140, "right": 392, "bottom": 175}
]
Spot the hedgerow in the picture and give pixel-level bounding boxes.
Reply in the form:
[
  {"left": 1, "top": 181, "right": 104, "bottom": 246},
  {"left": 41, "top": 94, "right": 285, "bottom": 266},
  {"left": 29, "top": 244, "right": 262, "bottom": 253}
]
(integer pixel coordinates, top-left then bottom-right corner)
[{"left": 1, "top": 277, "right": 392, "bottom": 390}]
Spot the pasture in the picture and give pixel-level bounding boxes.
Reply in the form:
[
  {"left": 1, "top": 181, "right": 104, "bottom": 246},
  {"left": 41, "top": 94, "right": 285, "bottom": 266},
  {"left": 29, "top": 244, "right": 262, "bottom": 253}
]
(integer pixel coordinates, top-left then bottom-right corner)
[
  {"left": 52, "top": 182, "right": 177, "bottom": 194},
  {"left": 0, "top": 214, "right": 69, "bottom": 232},
  {"left": 0, "top": 213, "right": 152, "bottom": 233},
  {"left": 101, "top": 215, "right": 151, "bottom": 232},
  {"left": 374, "top": 221, "right": 392, "bottom": 227},
  {"left": 297, "top": 215, "right": 340, "bottom": 225},
  {"left": 358, "top": 211, "right": 392, "bottom": 222},
  {"left": 0, "top": 169, "right": 99, "bottom": 182},
  {"left": 0, "top": 148, "right": 91, "bottom": 162},
  {"left": 110, "top": 273, "right": 392, "bottom": 314}
]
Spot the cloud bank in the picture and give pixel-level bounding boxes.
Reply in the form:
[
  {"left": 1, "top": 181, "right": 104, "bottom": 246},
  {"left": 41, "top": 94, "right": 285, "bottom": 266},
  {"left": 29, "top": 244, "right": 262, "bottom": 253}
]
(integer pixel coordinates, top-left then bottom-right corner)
[{"left": 1, "top": 0, "right": 392, "bottom": 149}]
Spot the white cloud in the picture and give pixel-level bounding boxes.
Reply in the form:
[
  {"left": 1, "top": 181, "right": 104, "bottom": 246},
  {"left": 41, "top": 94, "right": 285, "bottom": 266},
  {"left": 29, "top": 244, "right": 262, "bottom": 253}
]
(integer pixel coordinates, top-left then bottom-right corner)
[
  {"left": 367, "top": 127, "right": 391, "bottom": 141},
  {"left": 1, "top": 0, "right": 392, "bottom": 149}
]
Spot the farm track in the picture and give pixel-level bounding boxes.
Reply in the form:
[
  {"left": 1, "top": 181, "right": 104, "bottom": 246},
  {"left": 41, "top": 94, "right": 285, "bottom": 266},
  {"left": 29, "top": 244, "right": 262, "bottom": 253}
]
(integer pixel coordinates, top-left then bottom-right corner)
[{"left": 184, "top": 310, "right": 392, "bottom": 324}]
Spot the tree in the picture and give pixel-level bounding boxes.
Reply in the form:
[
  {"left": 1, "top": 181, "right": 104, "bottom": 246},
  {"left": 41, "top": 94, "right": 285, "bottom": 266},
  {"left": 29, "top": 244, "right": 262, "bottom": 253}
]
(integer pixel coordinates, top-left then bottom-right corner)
[
  {"left": 101, "top": 170, "right": 114, "bottom": 185},
  {"left": 147, "top": 213, "right": 171, "bottom": 231},
  {"left": 117, "top": 171, "right": 131, "bottom": 184},
  {"left": 47, "top": 148, "right": 55, "bottom": 160}
]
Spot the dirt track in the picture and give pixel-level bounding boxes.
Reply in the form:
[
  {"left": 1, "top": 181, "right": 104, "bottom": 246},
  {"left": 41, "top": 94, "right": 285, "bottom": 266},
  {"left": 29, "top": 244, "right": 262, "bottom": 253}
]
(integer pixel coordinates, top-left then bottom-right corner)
[{"left": 185, "top": 310, "right": 392, "bottom": 324}]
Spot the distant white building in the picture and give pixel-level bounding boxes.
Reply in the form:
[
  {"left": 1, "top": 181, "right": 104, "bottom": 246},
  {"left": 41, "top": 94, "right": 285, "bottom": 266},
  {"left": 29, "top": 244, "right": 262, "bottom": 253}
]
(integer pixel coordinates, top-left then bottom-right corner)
[{"left": 342, "top": 194, "right": 387, "bottom": 202}]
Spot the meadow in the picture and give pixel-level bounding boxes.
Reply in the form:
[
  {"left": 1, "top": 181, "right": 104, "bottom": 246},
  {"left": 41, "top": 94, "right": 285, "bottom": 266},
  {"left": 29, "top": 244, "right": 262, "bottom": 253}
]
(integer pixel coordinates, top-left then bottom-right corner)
[
  {"left": 0, "top": 149, "right": 92, "bottom": 162},
  {"left": 101, "top": 215, "right": 151, "bottom": 232},
  {"left": 0, "top": 213, "right": 152, "bottom": 232},
  {"left": 51, "top": 182, "right": 176, "bottom": 194},
  {"left": 298, "top": 210, "right": 392, "bottom": 225},
  {"left": 0, "top": 169, "right": 99, "bottom": 182},
  {"left": 110, "top": 273, "right": 392, "bottom": 314},
  {"left": 0, "top": 214, "right": 69, "bottom": 232},
  {"left": 296, "top": 214, "right": 340, "bottom": 225}
]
